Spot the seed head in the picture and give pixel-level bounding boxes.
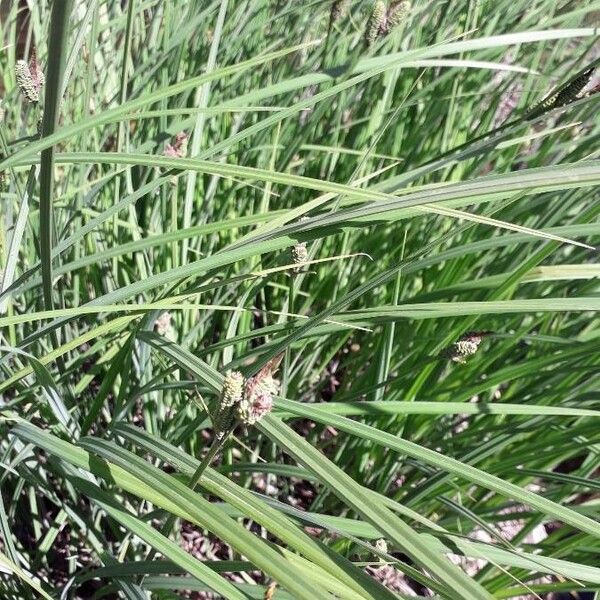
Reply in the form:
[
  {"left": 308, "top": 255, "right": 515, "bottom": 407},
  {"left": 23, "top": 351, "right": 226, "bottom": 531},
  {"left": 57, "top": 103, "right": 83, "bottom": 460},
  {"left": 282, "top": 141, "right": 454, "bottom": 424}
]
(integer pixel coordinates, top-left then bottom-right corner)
[
  {"left": 237, "top": 389, "right": 274, "bottom": 425},
  {"left": 443, "top": 331, "right": 492, "bottom": 363},
  {"left": 291, "top": 242, "right": 308, "bottom": 272},
  {"left": 164, "top": 132, "right": 188, "bottom": 158},
  {"left": 15, "top": 51, "right": 45, "bottom": 103},
  {"left": 388, "top": 1, "right": 411, "bottom": 29},
  {"left": 237, "top": 357, "right": 281, "bottom": 425},
  {"left": 221, "top": 371, "right": 244, "bottom": 408},
  {"left": 366, "top": 1, "right": 387, "bottom": 47},
  {"left": 154, "top": 311, "right": 172, "bottom": 336},
  {"left": 330, "top": 0, "right": 350, "bottom": 24}
]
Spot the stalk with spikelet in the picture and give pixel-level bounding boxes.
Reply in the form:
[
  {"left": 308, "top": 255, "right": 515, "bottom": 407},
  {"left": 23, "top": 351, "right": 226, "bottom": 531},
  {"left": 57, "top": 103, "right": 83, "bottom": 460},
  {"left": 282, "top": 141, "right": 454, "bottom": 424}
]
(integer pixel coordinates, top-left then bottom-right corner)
[
  {"left": 365, "top": 1, "right": 411, "bottom": 47},
  {"left": 330, "top": 0, "right": 349, "bottom": 26},
  {"left": 442, "top": 331, "right": 493, "bottom": 364},
  {"left": 525, "top": 64, "right": 597, "bottom": 121},
  {"left": 15, "top": 50, "right": 45, "bottom": 104},
  {"left": 387, "top": 1, "right": 411, "bottom": 30},
  {"left": 149, "top": 364, "right": 279, "bottom": 560},
  {"left": 366, "top": 1, "right": 387, "bottom": 47}
]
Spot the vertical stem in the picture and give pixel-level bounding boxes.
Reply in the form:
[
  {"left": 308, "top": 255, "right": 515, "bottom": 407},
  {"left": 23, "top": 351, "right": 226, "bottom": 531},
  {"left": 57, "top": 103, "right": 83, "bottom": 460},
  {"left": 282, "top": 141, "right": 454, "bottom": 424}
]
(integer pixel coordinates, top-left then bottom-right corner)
[
  {"left": 181, "top": 0, "right": 228, "bottom": 259},
  {"left": 181, "top": 0, "right": 228, "bottom": 335},
  {"left": 374, "top": 229, "right": 406, "bottom": 402},
  {"left": 281, "top": 274, "right": 295, "bottom": 395},
  {"left": 74, "top": 1, "right": 100, "bottom": 306},
  {"left": 39, "top": 0, "right": 73, "bottom": 313},
  {"left": 141, "top": 429, "right": 231, "bottom": 573},
  {"left": 112, "top": 0, "right": 136, "bottom": 276}
]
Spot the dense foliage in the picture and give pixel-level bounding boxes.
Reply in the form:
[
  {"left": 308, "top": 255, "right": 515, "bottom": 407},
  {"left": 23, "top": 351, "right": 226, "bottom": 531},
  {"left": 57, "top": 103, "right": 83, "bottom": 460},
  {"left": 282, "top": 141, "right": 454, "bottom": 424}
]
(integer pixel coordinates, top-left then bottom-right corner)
[{"left": 0, "top": 1, "right": 599, "bottom": 598}]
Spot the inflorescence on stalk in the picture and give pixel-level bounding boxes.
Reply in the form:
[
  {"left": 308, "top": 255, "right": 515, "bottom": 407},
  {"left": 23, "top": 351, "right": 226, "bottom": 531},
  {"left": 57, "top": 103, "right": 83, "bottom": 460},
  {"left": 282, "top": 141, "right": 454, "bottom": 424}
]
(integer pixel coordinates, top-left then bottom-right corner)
[
  {"left": 365, "top": 0, "right": 411, "bottom": 46},
  {"left": 15, "top": 50, "right": 45, "bottom": 104},
  {"left": 443, "top": 331, "right": 493, "bottom": 364},
  {"left": 213, "top": 356, "right": 282, "bottom": 442}
]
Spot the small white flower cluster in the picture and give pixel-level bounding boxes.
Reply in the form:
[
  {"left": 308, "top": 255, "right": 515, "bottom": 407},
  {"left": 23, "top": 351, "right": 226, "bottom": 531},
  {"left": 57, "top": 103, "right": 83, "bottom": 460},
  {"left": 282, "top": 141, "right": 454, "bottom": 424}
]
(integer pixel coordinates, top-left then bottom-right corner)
[
  {"left": 154, "top": 312, "right": 173, "bottom": 336},
  {"left": 291, "top": 242, "right": 308, "bottom": 272},
  {"left": 238, "top": 372, "right": 279, "bottom": 425},
  {"left": 451, "top": 339, "right": 480, "bottom": 362},
  {"left": 15, "top": 54, "right": 45, "bottom": 104},
  {"left": 219, "top": 369, "right": 278, "bottom": 427},
  {"left": 444, "top": 331, "right": 490, "bottom": 364},
  {"left": 221, "top": 371, "right": 244, "bottom": 408}
]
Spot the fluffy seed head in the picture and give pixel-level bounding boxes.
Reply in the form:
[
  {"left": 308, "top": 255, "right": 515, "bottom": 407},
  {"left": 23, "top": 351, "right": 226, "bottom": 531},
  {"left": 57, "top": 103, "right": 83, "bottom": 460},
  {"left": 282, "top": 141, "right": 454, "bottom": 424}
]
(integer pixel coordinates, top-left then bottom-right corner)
[
  {"left": 330, "top": 0, "right": 350, "bottom": 24},
  {"left": 444, "top": 331, "right": 492, "bottom": 363},
  {"left": 15, "top": 53, "right": 45, "bottom": 103},
  {"left": 221, "top": 371, "right": 244, "bottom": 408},
  {"left": 388, "top": 1, "right": 411, "bottom": 29},
  {"left": 292, "top": 242, "right": 308, "bottom": 272},
  {"left": 366, "top": 1, "right": 387, "bottom": 46},
  {"left": 237, "top": 365, "right": 280, "bottom": 425},
  {"left": 154, "top": 312, "right": 172, "bottom": 336}
]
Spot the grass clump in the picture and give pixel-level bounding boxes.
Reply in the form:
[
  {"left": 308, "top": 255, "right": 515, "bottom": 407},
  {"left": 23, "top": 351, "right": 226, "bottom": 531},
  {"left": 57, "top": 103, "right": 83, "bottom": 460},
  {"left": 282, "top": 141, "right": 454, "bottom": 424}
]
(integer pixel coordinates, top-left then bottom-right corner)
[{"left": 0, "top": 1, "right": 599, "bottom": 599}]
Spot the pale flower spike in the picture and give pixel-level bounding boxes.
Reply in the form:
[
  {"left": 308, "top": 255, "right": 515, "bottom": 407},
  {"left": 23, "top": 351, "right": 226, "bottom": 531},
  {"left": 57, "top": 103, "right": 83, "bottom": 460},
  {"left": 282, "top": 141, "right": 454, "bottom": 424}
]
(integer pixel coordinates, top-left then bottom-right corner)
[
  {"left": 164, "top": 132, "right": 188, "bottom": 158},
  {"left": 237, "top": 355, "right": 282, "bottom": 425},
  {"left": 154, "top": 312, "right": 172, "bottom": 336},
  {"left": 292, "top": 242, "right": 308, "bottom": 272},
  {"left": 15, "top": 50, "right": 45, "bottom": 104},
  {"left": 221, "top": 371, "right": 244, "bottom": 408}
]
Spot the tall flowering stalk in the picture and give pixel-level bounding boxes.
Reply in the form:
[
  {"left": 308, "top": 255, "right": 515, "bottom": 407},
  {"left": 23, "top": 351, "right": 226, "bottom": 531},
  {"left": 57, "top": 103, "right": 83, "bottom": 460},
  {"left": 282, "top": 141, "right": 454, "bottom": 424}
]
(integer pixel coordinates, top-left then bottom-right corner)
[
  {"left": 388, "top": 1, "right": 411, "bottom": 30},
  {"left": 150, "top": 363, "right": 279, "bottom": 558},
  {"left": 366, "top": 1, "right": 387, "bottom": 47},
  {"left": 15, "top": 49, "right": 45, "bottom": 135},
  {"left": 15, "top": 50, "right": 45, "bottom": 104},
  {"left": 365, "top": 1, "right": 411, "bottom": 46},
  {"left": 183, "top": 360, "right": 282, "bottom": 490}
]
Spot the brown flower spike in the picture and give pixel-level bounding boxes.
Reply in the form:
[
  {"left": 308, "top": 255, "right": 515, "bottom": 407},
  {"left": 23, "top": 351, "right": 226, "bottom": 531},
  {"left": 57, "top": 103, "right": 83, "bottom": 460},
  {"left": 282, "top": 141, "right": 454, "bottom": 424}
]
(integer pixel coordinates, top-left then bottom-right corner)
[
  {"left": 164, "top": 132, "right": 188, "bottom": 158},
  {"left": 237, "top": 354, "right": 283, "bottom": 425}
]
